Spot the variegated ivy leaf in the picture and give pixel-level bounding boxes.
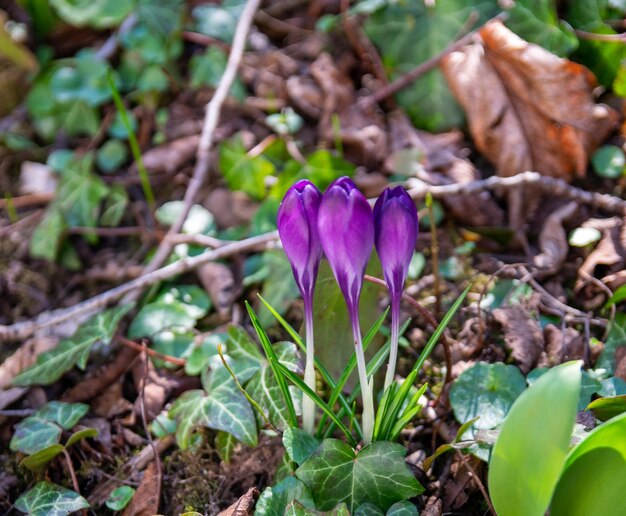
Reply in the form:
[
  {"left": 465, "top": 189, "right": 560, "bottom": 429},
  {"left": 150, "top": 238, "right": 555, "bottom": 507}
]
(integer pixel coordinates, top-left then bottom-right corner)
[
  {"left": 34, "top": 401, "right": 89, "bottom": 430},
  {"left": 12, "top": 304, "right": 132, "bottom": 386},
  {"left": 10, "top": 418, "right": 61, "bottom": 455},
  {"left": 296, "top": 439, "right": 423, "bottom": 512},
  {"left": 15, "top": 481, "right": 89, "bottom": 516},
  {"left": 169, "top": 367, "right": 257, "bottom": 448}
]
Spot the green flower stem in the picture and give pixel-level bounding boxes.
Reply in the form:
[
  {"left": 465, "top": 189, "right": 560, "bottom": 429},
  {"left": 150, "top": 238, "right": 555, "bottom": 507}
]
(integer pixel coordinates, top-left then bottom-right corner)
[
  {"left": 384, "top": 296, "right": 401, "bottom": 392},
  {"left": 302, "top": 300, "right": 316, "bottom": 435},
  {"left": 351, "top": 309, "right": 374, "bottom": 445}
]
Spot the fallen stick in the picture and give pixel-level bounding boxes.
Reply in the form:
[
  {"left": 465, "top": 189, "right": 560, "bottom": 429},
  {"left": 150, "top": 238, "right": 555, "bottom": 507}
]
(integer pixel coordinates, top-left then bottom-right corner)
[{"left": 2, "top": 171, "right": 624, "bottom": 343}]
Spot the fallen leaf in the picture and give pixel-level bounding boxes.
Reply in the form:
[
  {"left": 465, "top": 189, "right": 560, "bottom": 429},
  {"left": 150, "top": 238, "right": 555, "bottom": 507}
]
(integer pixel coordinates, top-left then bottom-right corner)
[
  {"left": 197, "top": 262, "right": 236, "bottom": 317},
  {"left": 442, "top": 20, "right": 617, "bottom": 181},
  {"left": 122, "top": 461, "right": 160, "bottom": 516},
  {"left": 539, "top": 324, "right": 586, "bottom": 367},
  {"left": 217, "top": 487, "right": 258, "bottom": 516},
  {"left": 139, "top": 134, "right": 200, "bottom": 174},
  {"left": 493, "top": 306, "right": 544, "bottom": 373},
  {"left": 533, "top": 201, "right": 577, "bottom": 275},
  {"left": 0, "top": 336, "right": 58, "bottom": 389}
]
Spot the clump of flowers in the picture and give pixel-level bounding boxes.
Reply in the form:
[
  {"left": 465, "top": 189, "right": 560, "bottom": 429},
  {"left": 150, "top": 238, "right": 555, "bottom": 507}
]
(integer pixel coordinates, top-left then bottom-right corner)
[{"left": 277, "top": 177, "right": 418, "bottom": 444}]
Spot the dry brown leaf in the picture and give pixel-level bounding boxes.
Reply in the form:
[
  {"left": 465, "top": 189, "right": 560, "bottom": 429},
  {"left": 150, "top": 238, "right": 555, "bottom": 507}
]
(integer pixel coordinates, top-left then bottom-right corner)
[
  {"left": 442, "top": 20, "right": 618, "bottom": 181},
  {"left": 122, "top": 462, "right": 161, "bottom": 516},
  {"left": 217, "top": 487, "right": 259, "bottom": 516},
  {"left": 539, "top": 324, "right": 586, "bottom": 367},
  {"left": 132, "top": 359, "right": 177, "bottom": 421},
  {"left": 197, "top": 262, "right": 236, "bottom": 317},
  {"left": 533, "top": 201, "right": 577, "bottom": 275},
  {"left": 139, "top": 134, "right": 200, "bottom": 174},
  {"left": 493, "top": 306, "right": 544, "bottom": 373}
]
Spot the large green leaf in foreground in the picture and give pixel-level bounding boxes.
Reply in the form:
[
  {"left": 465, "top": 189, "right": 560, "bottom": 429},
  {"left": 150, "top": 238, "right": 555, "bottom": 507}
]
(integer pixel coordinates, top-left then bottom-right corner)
[
  {"left": 15, "top": 481, "right": 89, "bottom": 516},
  {"left": 296, "top": 439, "right": 423, "bottom": 512},
  {"left": 488, "top": 361, "right": 581, "bottom": 516}
]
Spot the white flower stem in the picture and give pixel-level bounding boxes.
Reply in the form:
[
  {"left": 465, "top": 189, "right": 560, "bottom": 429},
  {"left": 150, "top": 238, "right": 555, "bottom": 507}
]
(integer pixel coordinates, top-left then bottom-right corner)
[
  {"left": 384, "top": 297, "right": 400, "bottom": 392},
  {"left": 302, "top": 302, "right": 316, "bottom": 435},
  {"left": 352, "top": 312, "right": 374, "bottom": 445}
]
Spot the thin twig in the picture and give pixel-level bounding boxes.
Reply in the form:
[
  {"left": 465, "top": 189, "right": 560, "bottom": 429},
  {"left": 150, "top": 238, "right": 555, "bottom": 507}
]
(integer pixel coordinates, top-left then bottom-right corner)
[
  {"left": 0, "top": 231, "right": 278, "bottom": 342},
  {"left": 455, "top": 450, "right": 496, "bottom": 516},
  {"left": 361, "top": 13, "right": 505, "bottom": 108},
  {"left": 138, "top": 0, "right": 262, "bottom": 281},
  {"left": 138, "top": 339, "right": 162, "bottom": 513},
  {"left": 117, "top": 336, "right": 186, "bottom": 367},
  {"left": 62, "top": 449, "right": 81, "bottom": 496},
  {"left": 574, "top": 29, "right": 626, "bottom": 42}
]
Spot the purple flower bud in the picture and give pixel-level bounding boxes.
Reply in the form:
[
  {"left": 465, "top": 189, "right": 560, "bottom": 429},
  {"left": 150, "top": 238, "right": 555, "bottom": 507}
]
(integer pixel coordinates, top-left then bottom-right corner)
[
  {"left": 373, "top": 186, "right": 418, "bottom": 300},
  {"left": 318, "top": 177, "right": 374, "bottom": 316},
  {"left": 277, "top": 180, "right": 323, "bottom": 303}
]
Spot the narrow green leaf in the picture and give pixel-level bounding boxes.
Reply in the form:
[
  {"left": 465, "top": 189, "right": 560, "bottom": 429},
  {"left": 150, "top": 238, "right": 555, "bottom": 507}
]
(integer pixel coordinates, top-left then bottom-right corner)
[
  {"left": 215, "top": 431, "right": 238, "bottom": 464},
  {"left": 65, "top": 427, "right": 98, "bottom": 448},
  {"left": 488, "top": 361, "right": 582, "bottom": 516},
  {"left": 273, "top": 360, "right": 356, "bottom": 447},
  {"left": 20, "top": 444, "right": 65, "bottom": 472}
]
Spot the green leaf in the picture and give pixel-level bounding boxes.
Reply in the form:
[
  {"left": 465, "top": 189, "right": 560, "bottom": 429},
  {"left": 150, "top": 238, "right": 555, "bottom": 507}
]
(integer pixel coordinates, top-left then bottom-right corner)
[
  {"left": 170, "top": 367, "right": 257, "bottom": 449},
  {"left": 185, "top": 333, "right": 228, "bottom": 376},
  {"left": 283, "top": 427, "right": 321, "bottom": 466},
  {"left": 30, "top": 207, "right": 66, "bottom": 261},
  {"left": 591, "top": 145, "right": 625, "bottom": 179},
  {"left": 65, "top": 427, "right": 98, "bottom": 448},
  {"left": 386, "top": 500, "right": 419, "bottom": 516},
  {"left": 258, "top": 250, "right": 300, "bottom": 327},
  {"left": 566, "top": 0, "right": 626, "bottom": 85},
  {"left": 364, "top": 1, "right": 497, "bottom": 131},
  {"left": 355, "top": 503, "right": 384, "bottom": 516},
  {"left": 215, "top": 431, "right": 238, "bottom": 464},
  {"left": 218, "top": 134, "right": 275, "bottom": 199},
  {"left": 505, "top": 0, "right": 578, "bottom": 57},
  {"left": 284, "top": 500, "right": 351, "bottom": 516},
  {"left": 34, "top": 401, "right": 89, "bottom": 430},
  {"left": 227, "top": 325, "right": 264, "bottom": 363},
  {"left": 596, "top": 314, "right": 626, "bottom": 374},
  {"left": 568, "top": 227, "right": 602, "bottom": 247},
  {"left": 192, "top": 4, "right": 241, "bottom": 42},
  {"left": 15, "top": 481, "right": 89, "bottom": 516},
  {"left": 450, "top": 362, "right": 526, "bottom": 431},
  {"left": 105, "top": 485, "right": 135, "bottom": 511},
  {"left": 99, "top": 184, "right": 128, "bottom": 227},
  {"left": 587, "top": 394, "right": 626, "bottom": 421},
  {"left": 606, "top": 284, "right": 626, "bottom": 308},
  {"left": 155, "top": 200, "right": 216, "bottom": 235},
  {"left": 551, "top": 411, "right": 626, "bottom": 516},
  {"left": 20, "top": 444, "right": 65, "bottom": 472},
  {"left": 189, "top": 47, "right": 245, "bottom": 101},
  {"left": 256, "top": 476, "right": 315, "bottom": 516},
  {"left": 13, "top": 304, "right": 132, "bottom": 386},
  {"left": 136, "top": 0, "right": 184, "bottom": 36},
  {"left": 11, "top": 418, "right": 61, "bottom": 455},
  {"left": 96, "top": 139, "right": 128, "bottom": 173},
  {"left": 50, "top": 0, "right": 132, "bottom": 28},
  {"left": 488, "top": 361, "right": 582, "bottom": 516},
  {"left": 246, "top": 342, "right": 303, "bottom": 429},
  {"left": 297, "top": 439, "right": 423, "bottom": 512}
]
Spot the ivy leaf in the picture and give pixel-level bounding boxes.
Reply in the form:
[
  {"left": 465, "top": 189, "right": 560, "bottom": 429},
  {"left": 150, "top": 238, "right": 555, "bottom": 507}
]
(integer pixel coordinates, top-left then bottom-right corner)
[
  {"left": 450, "top": 362, "right": 526, "bottom": 432},
  {"left": 246, "top": 342, "right": 303, "bottom": 429},
  {"left": 34, "top": 401, "right": 89, "bottom": 430},
  {"left": 354, "top": 503, "right": 384, "bottom": 516},
  {"left": 99, "top": 184, "right": 129, "bottom": 226},
  {"left": 296, "top": 439, "right": 423, "bottom": 512},
  {"left": 364, "top": 1, "right": 496, "bottom": 131},
  {"left": 215, "top": 431, "right": 238, "bottom": 464},
  {"left": 258, "top": 250, "right": 299, "bottom": 327},
  {"left": 15, "top": 481, "right": 89, "bottom": 516},
  {"left": 256, "top": 476, "right": 315, "bottom": 516},
  {"left": 170, "top": 367, "right": 257, "bottom": 449},
  {"left": 283, "top": 427, "right": 321, "bottom": 466},
  {"left": 386, "top": 500, "right": 419, "bottom": 516},
  {"left": 30, "top": 207, "right": 66, "bottom": 261},
  {"left": 12, "top": 304, "right": 132, "bottom": 386},
  {"left": 105, "top": 485, "right": 135, "bottom": 511},
  {"left": 284, "top": 500, "right": 350, "bottom": 516},
  {"left": 10, "top": 418, "right": 61, "bottom": 455},
  {"left": 218, "top": 134, "right": 275, "bottom": 199},
  {"left": 20, "top": 444, "right": 65, "bottom": 472}
]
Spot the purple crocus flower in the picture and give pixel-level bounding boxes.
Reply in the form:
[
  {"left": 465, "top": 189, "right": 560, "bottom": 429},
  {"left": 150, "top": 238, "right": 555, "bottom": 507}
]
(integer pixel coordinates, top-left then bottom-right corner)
[
  {"left": 318, "top": 176, "right": 375, "bottom": 444},
  {"left": 374, "top": 186, "right": 418, "bottom": 391},
  {"left": 277, "top": 180, "right": 323, "bottom": 434}
]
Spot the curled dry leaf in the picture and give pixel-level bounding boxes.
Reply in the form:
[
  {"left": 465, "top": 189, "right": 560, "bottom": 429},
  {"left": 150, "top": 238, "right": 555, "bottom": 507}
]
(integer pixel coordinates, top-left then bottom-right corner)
[
  {"left": 538, "top": 324, "right": 586, "bottom": 368},
  {"left": 576, "top": 219, "right": 626, "bottom": 304},
  {"left": 197, "top": 262, "right": 236, "bottom": 317},
  {"left": 533, "top": 201, "right": 577, "bottom": 275},
  {"left": 122, "top": 461, "right": 160, "bottom": 516},
  {"left": 493, "top": 306, "right": 544, "bottom": 373},
  {"left": 386, "top": 110, "right": 504, "bottom": 227},
  {"left": 442, "top": 20, "right": 618, "bottom": 181},
  {"left": 217, "top": 487, "right": 258, "bottom": 516}
]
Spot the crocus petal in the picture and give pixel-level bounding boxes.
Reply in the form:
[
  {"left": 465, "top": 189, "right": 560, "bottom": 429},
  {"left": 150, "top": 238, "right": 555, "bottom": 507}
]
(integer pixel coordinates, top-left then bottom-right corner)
[
  {"left": 277, "top": 180, "right": 323, "bottom": 300},
  {"left": 374, "top": 186, "right": 418, "bottom": 298},
  {"left": 318, "top": 177, "right": 374, "bottom": 313}
]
